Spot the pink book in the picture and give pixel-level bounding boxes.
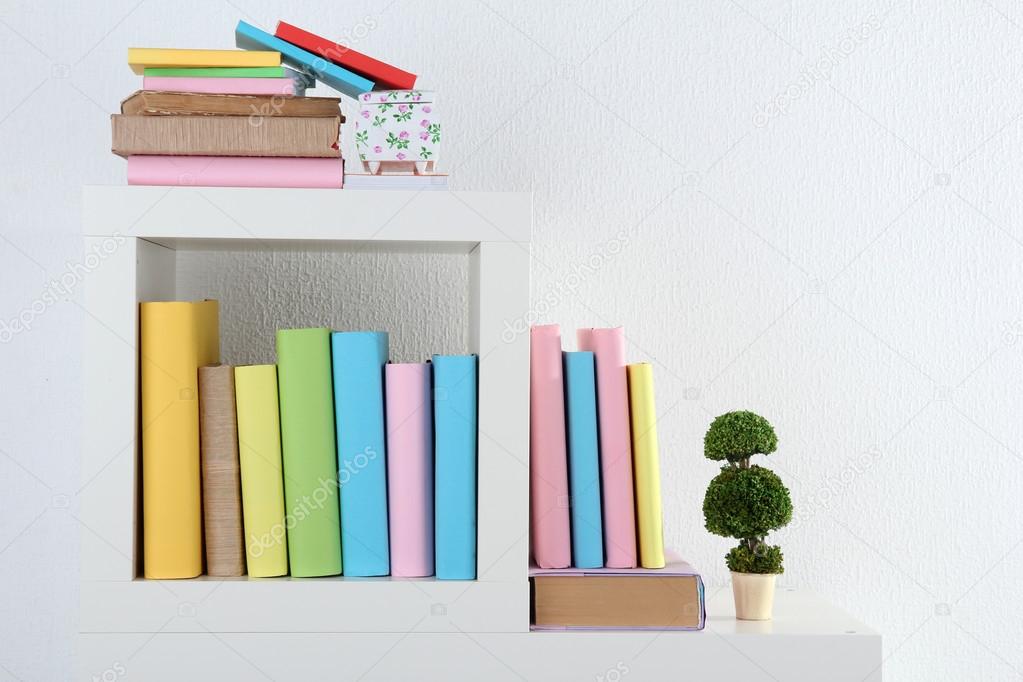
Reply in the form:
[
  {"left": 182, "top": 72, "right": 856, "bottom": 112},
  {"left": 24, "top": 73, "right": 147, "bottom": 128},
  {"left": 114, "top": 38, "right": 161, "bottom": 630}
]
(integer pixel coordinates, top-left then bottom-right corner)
[
  {"left": 529, "top": 325, "right": 571, "bottom": 569},
  {"left": 577, "top": 327, "right": 637, "bottom": 568},
  {"left": 141, "top": 76, "right": 303, "bottom": 95},
  {"left": 385, "top": 363, "right": 434, "bottom": 577},
  {"left": 126, "top": 156, "right": 342, "bottom": 189}
]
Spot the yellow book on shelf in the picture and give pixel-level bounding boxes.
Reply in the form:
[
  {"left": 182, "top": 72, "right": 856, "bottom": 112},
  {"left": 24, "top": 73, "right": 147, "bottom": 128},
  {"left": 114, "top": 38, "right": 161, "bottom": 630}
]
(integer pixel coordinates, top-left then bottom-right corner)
[
  {"left": 140, "top": 300, "right": 219, "bottom": 579},
  {"left": 234, "top": 364, "right": 289, "bottom": 578},
  {"left": 127, "top": 48, "right": 280, "bottom": 75},
  {"left": 626, "top": 363, "right": 666, "bottom": 569}
]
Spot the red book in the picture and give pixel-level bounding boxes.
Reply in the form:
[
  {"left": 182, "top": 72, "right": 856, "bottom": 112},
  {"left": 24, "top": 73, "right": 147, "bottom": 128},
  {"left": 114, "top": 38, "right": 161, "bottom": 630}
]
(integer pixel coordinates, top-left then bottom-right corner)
[{"left": 274, "top": 21, "right": 417, "bottom": 90}]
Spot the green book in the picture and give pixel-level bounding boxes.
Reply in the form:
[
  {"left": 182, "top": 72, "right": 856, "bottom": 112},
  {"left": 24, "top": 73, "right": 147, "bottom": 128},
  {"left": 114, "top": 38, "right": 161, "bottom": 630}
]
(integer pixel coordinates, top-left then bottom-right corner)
[
  {"left": 143, "top": 66, "right": 286, "bottom": 78},
  {"left": 276, "top": 328, "right": 343, "bottom": 577}
]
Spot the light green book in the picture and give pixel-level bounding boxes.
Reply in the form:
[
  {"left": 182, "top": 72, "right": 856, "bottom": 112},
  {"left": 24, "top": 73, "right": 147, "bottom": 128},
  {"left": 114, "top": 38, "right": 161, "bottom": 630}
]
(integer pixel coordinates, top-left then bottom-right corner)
[
  {"left": 143, "top": 66, "right": 286, "bottom": 78},
  {"left": 276, "top": 328, "right": 343, "bottom": 577}
]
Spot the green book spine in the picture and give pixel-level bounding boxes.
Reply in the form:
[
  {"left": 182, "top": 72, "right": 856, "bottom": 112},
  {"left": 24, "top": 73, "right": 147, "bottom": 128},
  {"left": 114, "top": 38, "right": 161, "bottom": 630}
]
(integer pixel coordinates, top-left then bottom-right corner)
[
  {"left": 143, "top": 66, "right": 286, "bottom": 77},
  {"left": 276, "top": 328, "right": 343, "bottom": 577}
]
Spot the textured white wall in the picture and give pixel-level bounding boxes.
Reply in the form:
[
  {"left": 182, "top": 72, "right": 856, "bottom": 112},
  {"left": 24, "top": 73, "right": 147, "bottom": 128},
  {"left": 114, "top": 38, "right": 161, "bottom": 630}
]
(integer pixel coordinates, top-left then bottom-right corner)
[
  {"left": 1, "top": 1, "right": 1022, "bottom": 680},
  {"left": 175, "top": 248, "right": 470, "bottom": 364}
]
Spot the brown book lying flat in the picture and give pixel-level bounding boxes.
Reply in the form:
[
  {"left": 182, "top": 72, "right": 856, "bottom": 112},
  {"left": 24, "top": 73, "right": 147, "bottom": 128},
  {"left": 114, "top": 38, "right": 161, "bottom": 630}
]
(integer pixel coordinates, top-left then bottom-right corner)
[
  {"left": 120, "top": 90, "right": 344, "bottom": 120},
  {"left": 530, "top": 554, "right": 705, "bottom": 630},
  {"left": 111, "top": 114, "right": 341, "bottom": 158}
]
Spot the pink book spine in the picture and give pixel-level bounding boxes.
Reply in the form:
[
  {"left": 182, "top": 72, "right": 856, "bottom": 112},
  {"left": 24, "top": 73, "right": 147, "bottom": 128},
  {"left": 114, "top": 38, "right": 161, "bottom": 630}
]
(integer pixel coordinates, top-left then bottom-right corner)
[
  {"left": 577, "top": 327, "right": 637, "bottom": 568},
  {"left": 385, "top": 363, "right": 434, "bottom": 577},
  {"left": 141, "top": 76, "right": 300, "bottom": 95},
  {"left": 126, "top": 156, "right": 343, "bottom": 189},
  {"left": 529, "top": 325, "right": 571, "bottom": 569}
]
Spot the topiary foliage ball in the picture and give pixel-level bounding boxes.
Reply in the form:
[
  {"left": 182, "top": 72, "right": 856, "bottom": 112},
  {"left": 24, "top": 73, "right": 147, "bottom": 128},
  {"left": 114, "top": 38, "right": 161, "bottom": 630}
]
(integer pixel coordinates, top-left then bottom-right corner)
[
  {"left": 703, "top": 466, "right": 792, "bottom": 539},
  {"left": 704, "top": 411, "right": 778, "bottom": 463},
  {"left": 726, "top": 543, "right": 784, "bottom": 574}
]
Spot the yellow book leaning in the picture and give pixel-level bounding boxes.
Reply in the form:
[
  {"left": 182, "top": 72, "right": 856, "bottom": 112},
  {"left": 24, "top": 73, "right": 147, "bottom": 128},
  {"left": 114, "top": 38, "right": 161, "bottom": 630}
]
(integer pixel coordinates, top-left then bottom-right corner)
[
  {"left": 141, "top": 300, "right": 219, "bottom": 579},
  {"left": 234, "top": 365, "right": 289, "bottom": 578},
  {"left": 127, "top": 48, "right": 280, "bottom": 75},
  {"left": 627, "top": 363, "right": 666, "bottom": 568}
]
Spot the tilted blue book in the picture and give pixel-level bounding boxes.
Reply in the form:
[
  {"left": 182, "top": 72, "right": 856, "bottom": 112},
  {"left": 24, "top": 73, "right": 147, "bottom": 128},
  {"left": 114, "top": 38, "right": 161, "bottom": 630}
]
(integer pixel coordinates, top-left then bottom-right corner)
[
  {"left": 235, "top": 21, "right": 375, "bottom": 98},
  {"left": 563, "top": 351, "right": 604, "bottom": 568},
  {"left": 432, "top": 354, "right": 478, "bottom": 579},
  {"left": 332, "top": 332, "right": 390, "bottom": 576}
]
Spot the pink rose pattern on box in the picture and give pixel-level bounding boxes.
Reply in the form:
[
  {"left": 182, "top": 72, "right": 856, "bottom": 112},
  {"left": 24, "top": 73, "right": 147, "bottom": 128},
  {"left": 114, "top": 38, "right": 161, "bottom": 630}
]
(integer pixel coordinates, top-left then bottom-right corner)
[{"left": 355, "top": 90, "right": 440, "bottom": 164}]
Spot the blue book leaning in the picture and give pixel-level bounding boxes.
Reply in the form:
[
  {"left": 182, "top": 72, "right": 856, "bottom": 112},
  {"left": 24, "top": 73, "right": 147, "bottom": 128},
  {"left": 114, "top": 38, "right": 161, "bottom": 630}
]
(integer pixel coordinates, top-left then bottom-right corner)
[
  {"left": 332, "top": 332, "right": 390, "bottom": 576},
  {"left": 563, "top": 351, "right": 604, "bottom": 568},
  {"left": 235, "top": 21, "right": 375, "bottom": 98},
  {"left": 432, "top": 354, "right": 478, "bottom": 579}
]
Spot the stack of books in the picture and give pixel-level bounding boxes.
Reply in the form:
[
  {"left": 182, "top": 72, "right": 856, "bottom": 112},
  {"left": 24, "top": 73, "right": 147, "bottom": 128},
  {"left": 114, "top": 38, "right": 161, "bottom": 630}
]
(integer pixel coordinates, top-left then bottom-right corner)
[
  {"left": 528, "top": 324, "right": 705, "bottom": 630},
  {"left": 113, "top": 20, "right": 447, "bottom": 190},
  {"left": 140, "top": 300, "right": 477, "bottom": 580},
  {"left": 113, "top": 46, "right": 346, "bottom": 188}
]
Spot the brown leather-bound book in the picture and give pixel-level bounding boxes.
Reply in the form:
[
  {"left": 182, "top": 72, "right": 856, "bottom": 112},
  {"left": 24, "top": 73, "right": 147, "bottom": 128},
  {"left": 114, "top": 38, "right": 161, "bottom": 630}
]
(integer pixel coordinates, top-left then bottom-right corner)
[
  {"left": 530, "top": 554, "right": 705, "bottom": 630},
  {"left": 198, "top": 364, "right": 246, "bottom": 577},
  {"left": 111, "top": 114, "right": 341, "bottom": 157},
  {"left": 120, "top": 91, "right": 344, "bottom": 120}
]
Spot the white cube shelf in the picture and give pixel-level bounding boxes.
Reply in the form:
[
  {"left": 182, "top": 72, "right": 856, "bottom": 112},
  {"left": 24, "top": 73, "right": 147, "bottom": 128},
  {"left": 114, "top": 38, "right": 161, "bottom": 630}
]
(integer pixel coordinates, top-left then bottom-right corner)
[
  {"left": 79, "top": 186, "right": 881, "bottom": 680},
  {"left": 79, "top": 187, "right": 531, "bottom": 638}
]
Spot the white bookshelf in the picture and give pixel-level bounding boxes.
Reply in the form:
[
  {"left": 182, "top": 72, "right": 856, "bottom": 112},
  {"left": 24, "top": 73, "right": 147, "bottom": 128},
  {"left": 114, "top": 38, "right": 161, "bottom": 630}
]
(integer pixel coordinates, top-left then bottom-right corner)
[{"left": 79, "top": 186, "right": 880, "bottom": 680}]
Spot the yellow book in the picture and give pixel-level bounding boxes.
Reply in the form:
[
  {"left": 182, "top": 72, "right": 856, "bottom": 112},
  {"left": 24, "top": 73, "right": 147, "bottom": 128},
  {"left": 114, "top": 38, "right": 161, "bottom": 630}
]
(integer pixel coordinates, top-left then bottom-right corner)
[
  {"left": 140, "top": 300, "right": 219, "bottom": 578},
  {"left": 127, "top": 48, "right": 280, "bottom": 75},
  {"left": 234, "top": 365, "right": 289, "bottom": 577},
  {"left": 626, "top": 363, "right": 666, "bottom": 568}
]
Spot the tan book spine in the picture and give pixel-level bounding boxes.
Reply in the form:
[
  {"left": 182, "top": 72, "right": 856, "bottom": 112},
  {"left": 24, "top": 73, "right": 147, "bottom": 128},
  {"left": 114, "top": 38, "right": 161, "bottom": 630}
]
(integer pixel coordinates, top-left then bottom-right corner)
[
  {"left": 111, "top": 114, "right": 341, "bottom": 157},
  {"left": 198, "top": 364, "right": 246, "bottom": 577}
]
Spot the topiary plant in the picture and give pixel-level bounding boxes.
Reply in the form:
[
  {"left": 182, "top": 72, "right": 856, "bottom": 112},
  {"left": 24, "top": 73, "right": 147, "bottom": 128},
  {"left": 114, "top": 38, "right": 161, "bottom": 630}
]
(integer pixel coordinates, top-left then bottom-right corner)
[{"left": 702, "top": 411, "right": 791, "bottom": 574}]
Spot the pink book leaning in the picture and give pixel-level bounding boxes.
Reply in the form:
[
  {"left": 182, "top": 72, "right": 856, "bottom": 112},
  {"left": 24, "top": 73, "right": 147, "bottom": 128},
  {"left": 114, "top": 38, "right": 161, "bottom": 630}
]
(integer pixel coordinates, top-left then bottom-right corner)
[
  {"left": 141, "top": 76, "right": 303, "bottom": 95},
  {"left": 577, "top": 327, "right": 637, "bottom": 568},
  {"left": 385, "top": 363, "right": 434, "bottom": 577},
  {"left": 529, "top": 325, "right": 571, "bottom": 569},
  {"left": 127, "top": 156, "right": 342, "bottom": 189}
]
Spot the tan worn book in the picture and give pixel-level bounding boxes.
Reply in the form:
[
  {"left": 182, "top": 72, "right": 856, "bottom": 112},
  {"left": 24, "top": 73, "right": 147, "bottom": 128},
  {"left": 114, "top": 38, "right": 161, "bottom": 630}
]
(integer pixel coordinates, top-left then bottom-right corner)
[
  {"left": 111, "top": 114, "right": 341, "bottom": 157},
  {"left": 120, "top": 90, "right": 344, "bottom": 120},
  {"left": 530, "top": 554, "right": 705, "bottom": 630},
  {"left": 198, "top": 364, "right": 246, "bottom": 577}
]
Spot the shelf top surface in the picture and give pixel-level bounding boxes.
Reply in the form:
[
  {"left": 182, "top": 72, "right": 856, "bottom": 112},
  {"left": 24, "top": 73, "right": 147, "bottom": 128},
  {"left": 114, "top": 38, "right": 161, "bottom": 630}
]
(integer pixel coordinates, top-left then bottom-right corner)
[
  {"left": 702, "top": 585, "right": 878, "bottom": 637},
  {"left": 84, "top": 579, "right": 878, "bottom": 638},
  {"left": 82, "top": 186, "right": 532, "bottom": 243}
]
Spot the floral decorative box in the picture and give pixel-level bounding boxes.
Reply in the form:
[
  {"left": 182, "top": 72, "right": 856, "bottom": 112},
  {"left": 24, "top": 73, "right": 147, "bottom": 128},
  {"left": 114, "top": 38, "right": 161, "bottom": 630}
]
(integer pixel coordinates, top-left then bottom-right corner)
[{"left": 354, "top": 90, "right": 440, "bottom": 174}]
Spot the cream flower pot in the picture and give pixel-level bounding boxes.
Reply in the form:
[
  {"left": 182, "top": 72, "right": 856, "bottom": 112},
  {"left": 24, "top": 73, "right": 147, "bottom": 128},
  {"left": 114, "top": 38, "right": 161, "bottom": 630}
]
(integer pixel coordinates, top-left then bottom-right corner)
[{"left": 731, "top": 571, "right": 777, "bottom": 620}]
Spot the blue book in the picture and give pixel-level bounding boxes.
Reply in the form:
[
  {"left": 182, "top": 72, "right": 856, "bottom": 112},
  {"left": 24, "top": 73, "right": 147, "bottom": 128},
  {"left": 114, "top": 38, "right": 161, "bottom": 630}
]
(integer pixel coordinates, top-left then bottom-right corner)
[
  {"left": 331, "top": 332, "right": 390, "bottom": 576},
  {"left": 235, "top": 21, "right": 375, "bottom": 98},
  {"left": 563, "top": 351, "right": 604, "bottom": 568},
  {"left": 432, "top": 354, "right": 478, "bottom": 579}
]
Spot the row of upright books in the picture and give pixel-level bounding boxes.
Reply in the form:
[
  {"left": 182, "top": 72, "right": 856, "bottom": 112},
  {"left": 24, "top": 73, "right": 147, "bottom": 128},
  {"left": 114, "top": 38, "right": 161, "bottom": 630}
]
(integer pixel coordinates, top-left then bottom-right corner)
[
  {"left": 113, "top": 20, "right": 446, "bottom": 190},
  {"left": 141, "top": 300, "right": 477, "bottom": 579},
  {"left": 530, "top": 324, "right": 666, "bottom": 569},
  {"left": 528, "top": 324, "right": 705, "bottom": 630}
]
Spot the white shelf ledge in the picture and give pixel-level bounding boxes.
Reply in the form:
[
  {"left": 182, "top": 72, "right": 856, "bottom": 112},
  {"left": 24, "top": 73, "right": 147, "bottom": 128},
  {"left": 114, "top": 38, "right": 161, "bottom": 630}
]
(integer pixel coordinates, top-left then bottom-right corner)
[
  {"left": 78, "top": 589, "right": 880, "bottom": 681},
  {"left": 82, "top": 186, "right": 532, "bottom": 243}
]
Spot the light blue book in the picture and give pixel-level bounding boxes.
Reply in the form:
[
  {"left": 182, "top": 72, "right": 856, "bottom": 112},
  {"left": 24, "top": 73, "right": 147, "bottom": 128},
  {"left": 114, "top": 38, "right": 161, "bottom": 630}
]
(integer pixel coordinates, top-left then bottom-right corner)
[
  {"left": 332, "top": 332, "right": 390, "bottom": 576},
  {"left": 235, "top": 21, "right": 374, "bottom": 98},
  {"left": 563, "top": 351, "right": 604, "bottom": 568},
  {"left": 432, "top": 355, "right": 478, "bottom": 579}
]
